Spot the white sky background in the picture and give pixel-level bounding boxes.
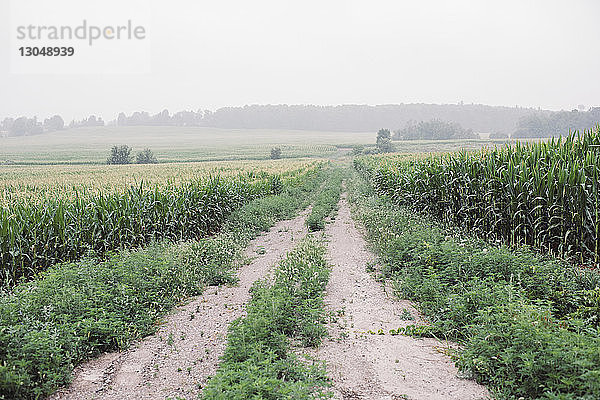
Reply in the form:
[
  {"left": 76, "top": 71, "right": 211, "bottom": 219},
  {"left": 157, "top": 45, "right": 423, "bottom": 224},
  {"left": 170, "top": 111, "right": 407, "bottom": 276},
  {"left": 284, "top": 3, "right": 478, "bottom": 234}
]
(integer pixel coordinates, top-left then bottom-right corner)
[{"left": 1, "top": 0, "right": 599, "bottom": 121}]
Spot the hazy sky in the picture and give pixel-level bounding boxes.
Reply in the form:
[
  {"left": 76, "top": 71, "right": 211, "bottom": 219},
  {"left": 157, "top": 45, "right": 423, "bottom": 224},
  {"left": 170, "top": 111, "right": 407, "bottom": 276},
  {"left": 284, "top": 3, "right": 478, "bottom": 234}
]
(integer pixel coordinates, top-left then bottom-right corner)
[{"left": 1, "top": 0, "right": 599, "bottom": 121}]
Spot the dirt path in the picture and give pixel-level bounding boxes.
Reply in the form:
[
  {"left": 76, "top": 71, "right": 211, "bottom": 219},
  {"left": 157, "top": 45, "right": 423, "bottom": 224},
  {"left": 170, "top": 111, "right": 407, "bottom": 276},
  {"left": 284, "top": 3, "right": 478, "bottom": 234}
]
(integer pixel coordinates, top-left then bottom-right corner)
[
  {"left": 49, "top": 209, "right": 310, "bottom": 400},
  {"left": 312, "top": 195, "right": 490, "bottom": 400}
]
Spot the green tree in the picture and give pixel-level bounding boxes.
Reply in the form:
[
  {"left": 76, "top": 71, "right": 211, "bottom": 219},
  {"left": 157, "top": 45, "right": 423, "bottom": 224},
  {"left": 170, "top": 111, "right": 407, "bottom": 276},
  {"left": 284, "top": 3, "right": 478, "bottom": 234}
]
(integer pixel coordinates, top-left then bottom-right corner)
[
  {"left": 136, "top": 148, "right": 158, "bottom": 164},
  {"left": 107, "top": 145, "right": 133, "bottom": 164},
  {"left": 376, "top": 129, "right": 393, "bottom": 153},
  {"left": 43, "top": 115, "right": 64, "bottom": 132},
  {"left": 270, "top": 147, "right": 282, "bottom": 159}
]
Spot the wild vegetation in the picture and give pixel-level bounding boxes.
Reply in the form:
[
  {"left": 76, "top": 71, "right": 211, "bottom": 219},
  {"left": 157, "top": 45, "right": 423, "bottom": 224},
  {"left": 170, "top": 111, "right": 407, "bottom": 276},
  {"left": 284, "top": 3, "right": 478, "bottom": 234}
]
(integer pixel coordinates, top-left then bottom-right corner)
[
  {"left": 106, "top": 146, "right": 158, "bottom": 164},
  {"left": 0, "top": 164, "right": 327, "bottom": 400},
  {"left": 202, "top": 236, "right": 332, "bottom": 399},
  {"left": 135, "top": 148, "right": 158, "bottom": 164},
  {"left": 270, "top": 146, "right": 283, "bottom": 160},
  {"left": 306, "top": 169, "right": 344, "bottom": 232},
  {"left": 106, "top": 144, "right": 133, "bottom": 164},
  {"left": 356, "top": 128, "right": 600, "bottom": 266},
  {"left": 375, "top": 128, "right": 394, "bottom": 153}
]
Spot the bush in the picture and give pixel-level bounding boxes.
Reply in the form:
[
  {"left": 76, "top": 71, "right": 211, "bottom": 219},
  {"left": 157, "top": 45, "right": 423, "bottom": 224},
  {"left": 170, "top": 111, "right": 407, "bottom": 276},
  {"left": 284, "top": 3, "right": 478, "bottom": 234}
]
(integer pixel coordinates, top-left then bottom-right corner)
[
  {"left": 376, "top": 128, "right": 394, "bottom": 153},
  {"left": 106, "top": 145, "right": 133, "bottom": 164},
  {"left": 136, "top": 148, "right": 158, "bottom": 164},
  {"left": 460, "top": 302, "right": 600, "bottom": 399},
  {"left": 270, "top": 147, "right": 282, "bottom": 159},
  {"left": 0, "top": 244, "right": 207, "bottom": 400}
]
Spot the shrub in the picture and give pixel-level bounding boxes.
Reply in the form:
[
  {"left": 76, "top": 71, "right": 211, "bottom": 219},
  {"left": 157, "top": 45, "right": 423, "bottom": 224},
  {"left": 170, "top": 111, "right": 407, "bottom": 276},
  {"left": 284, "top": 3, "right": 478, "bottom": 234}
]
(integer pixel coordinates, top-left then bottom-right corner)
[
  {"left": 376, "top": 128, "right": 393, "bottom": 153},
  {"left": 136, "top": 148, "right": 158, "bottom": 164},
  {"left": 270, "top": 147, "right": 282, "bottom": 159},
  {"left": 106, "top": 145, "right": 133, "bottom": 164}
]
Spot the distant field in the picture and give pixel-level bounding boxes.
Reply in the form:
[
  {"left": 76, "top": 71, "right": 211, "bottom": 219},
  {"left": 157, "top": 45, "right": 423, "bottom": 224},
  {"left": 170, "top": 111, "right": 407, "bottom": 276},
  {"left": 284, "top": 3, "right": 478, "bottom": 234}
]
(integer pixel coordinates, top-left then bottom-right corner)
[
  {"left": 391, "top": 138, "right": 513, "bottom": 153},
  {"left": 0, "top": 126, "right": 375, "bottom": 164},
  {"left": 0, "top": 125, "right": 520, "bottom": 165},
  {"left": 0, "top": 158, "right": 319, "bottom": 204}
]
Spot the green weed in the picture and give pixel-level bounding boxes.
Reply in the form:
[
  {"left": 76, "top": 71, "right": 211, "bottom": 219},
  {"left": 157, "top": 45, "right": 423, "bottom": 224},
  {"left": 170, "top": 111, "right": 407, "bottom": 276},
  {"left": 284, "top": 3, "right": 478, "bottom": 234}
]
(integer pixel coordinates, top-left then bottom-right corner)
[{"left": 202, "top": 236, "right": 332, "bottom": 399}]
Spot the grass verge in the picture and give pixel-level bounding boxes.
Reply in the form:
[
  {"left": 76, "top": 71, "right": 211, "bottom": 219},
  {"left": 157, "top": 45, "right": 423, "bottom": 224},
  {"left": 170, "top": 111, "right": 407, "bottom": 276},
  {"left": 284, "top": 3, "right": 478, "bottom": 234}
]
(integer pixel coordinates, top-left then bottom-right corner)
[
  {"left": 0, "top": 167, "right": 327, "bottom": 400},
  {"left": 348, "top": 170, "right": 600, "bottom": 400},
  {"left": 201, "top": 236, "right": 332, "bottom": 399}
]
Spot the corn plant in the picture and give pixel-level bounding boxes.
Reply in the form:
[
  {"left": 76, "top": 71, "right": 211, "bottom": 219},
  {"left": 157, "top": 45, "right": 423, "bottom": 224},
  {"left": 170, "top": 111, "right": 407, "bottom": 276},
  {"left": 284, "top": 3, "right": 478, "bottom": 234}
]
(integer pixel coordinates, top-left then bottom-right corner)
[
  {"left": 355, "top": 126, "right": 600, "bottom": 266},
  {"left": 0, "top": 165, "right": 319, "bottom": 288}
]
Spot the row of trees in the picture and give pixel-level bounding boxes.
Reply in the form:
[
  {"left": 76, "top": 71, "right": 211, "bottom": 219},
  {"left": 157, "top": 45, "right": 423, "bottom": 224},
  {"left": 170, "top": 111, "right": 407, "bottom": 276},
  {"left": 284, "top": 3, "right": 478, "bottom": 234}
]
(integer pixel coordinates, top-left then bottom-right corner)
[
  {"left": 192, "top": 104, "right": 535, "bottom": 133},
  {"left": 69, "top": 115, "right": 105, "bottom": 128},
  {"left": 2, "top": 105, "right": 598, "bottom": 138},
  {"left": 1, "top": 104, "right": 539, "bottom": 136},
  {"left": 1, "top": 116, "right": 64, "bottom": 136},
  {"left": 393, "top": 119, "right": 478, "bottom": 140},
  {"left": 116, "top": 110, "right": 204, "bottom": 127},
  {"left": 1, "top": 114, "right": 104, "bottom": 136},
  {"left": 513, "top": 108, "right": 600, "bottom": 138},
  {"left": 107, "top": 146, "right": 158, "bottom": 164}
]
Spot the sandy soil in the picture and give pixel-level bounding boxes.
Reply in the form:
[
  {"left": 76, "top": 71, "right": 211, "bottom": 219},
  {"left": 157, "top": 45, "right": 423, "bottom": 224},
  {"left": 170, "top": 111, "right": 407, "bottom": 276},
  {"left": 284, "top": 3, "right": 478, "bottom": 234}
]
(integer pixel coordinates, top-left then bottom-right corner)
[
  {"left": 310, "top": 194, "right": 490, "bottom": 400},
  {"left": 49, "top": 209, "right": 310, "bottom": 400}
]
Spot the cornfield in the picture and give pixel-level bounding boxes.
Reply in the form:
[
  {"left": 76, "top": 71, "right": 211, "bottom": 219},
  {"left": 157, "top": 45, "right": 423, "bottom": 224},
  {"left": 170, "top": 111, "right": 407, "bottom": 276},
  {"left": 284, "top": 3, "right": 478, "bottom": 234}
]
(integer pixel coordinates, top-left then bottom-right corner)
[
  {"left": 355, "top": 126, "right": 600, "bottom": 266},
  {"left": 0, "top": 159, "right": 318, "bottom": 204},
  {"left": 0, "top": 162, "right": 321, "bottom": 287}
]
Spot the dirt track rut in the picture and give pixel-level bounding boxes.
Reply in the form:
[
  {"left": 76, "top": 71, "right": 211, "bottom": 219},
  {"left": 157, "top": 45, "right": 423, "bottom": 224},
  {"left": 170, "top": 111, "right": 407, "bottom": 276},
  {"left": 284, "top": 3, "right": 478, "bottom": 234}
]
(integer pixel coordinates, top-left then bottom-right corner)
[{"left": 310, "top": 195, "right": 490, "bottom": 400}]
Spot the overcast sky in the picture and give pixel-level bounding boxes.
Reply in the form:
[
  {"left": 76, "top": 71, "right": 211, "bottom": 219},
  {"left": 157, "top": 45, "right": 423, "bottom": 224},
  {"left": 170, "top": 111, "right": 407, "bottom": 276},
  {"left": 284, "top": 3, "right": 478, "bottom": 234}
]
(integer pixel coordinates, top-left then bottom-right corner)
[{"left": 1, "top": 0, "right": 599, "bottom": 121}]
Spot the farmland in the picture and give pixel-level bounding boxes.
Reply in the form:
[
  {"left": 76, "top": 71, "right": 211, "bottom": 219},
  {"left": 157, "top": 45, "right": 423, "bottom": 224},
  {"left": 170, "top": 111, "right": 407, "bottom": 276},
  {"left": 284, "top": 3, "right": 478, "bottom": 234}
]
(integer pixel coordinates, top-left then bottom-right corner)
[
  {"left": 0, "top": 159, "right": 319, "bottom": 203},
  {"left": 0, "top": 159, "right": 330, "bottom": 399},
  {"left": 0, "top": 126, "right": 373, "bottom": 164},
  {"left": 356, "top": 128, "right": 600, "bottom": 265},
  {"left": 351, "top": 127, "right": 600, "bottom": 399},
  {"left": 1, "top": 127, "right": 600, "bottom": 400},
  {"left": 0, "top": 125, "right": 516, "bottom": 165},
  {"left": 0, "top": 159, "right": 323, "bottom": 287}
]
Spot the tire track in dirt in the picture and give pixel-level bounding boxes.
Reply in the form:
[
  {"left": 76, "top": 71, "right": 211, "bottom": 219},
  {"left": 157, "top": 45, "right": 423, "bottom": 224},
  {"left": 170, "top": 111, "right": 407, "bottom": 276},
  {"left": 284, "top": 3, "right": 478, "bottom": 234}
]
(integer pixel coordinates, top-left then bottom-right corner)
[
  {"left": 312, "top": 195, "right": 490, "bottom": 400},
  {"left": 49, "top": 208, "right": 310, "bottom": 400}
]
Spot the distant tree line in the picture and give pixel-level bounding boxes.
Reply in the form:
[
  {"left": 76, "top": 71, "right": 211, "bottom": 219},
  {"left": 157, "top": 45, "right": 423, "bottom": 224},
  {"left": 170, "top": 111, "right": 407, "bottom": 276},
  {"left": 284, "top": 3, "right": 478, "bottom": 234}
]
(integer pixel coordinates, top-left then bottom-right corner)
[
  {"left": 0, "top": 114, "right": 103, "bottom": 136},
  {"left": 69, "top": 115, "right": 105, "bottom": 128},
  {"left": 393, "top": 119, "right": 478, "bottom": 140},
  {"left": 116, "top": 109, "right": 204, "bottom": 127},
  {"left": 513, "top": 107, "right": 600, "bottom": 138},
  {"left": 171, "top": 104, "right": 535, "bottom": 133},
  {"left": 0, "top": 115, "right": 64, "bottom": 136},
  {"left": 2, "top": 104, "right": 599, "bottom": 139}
]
